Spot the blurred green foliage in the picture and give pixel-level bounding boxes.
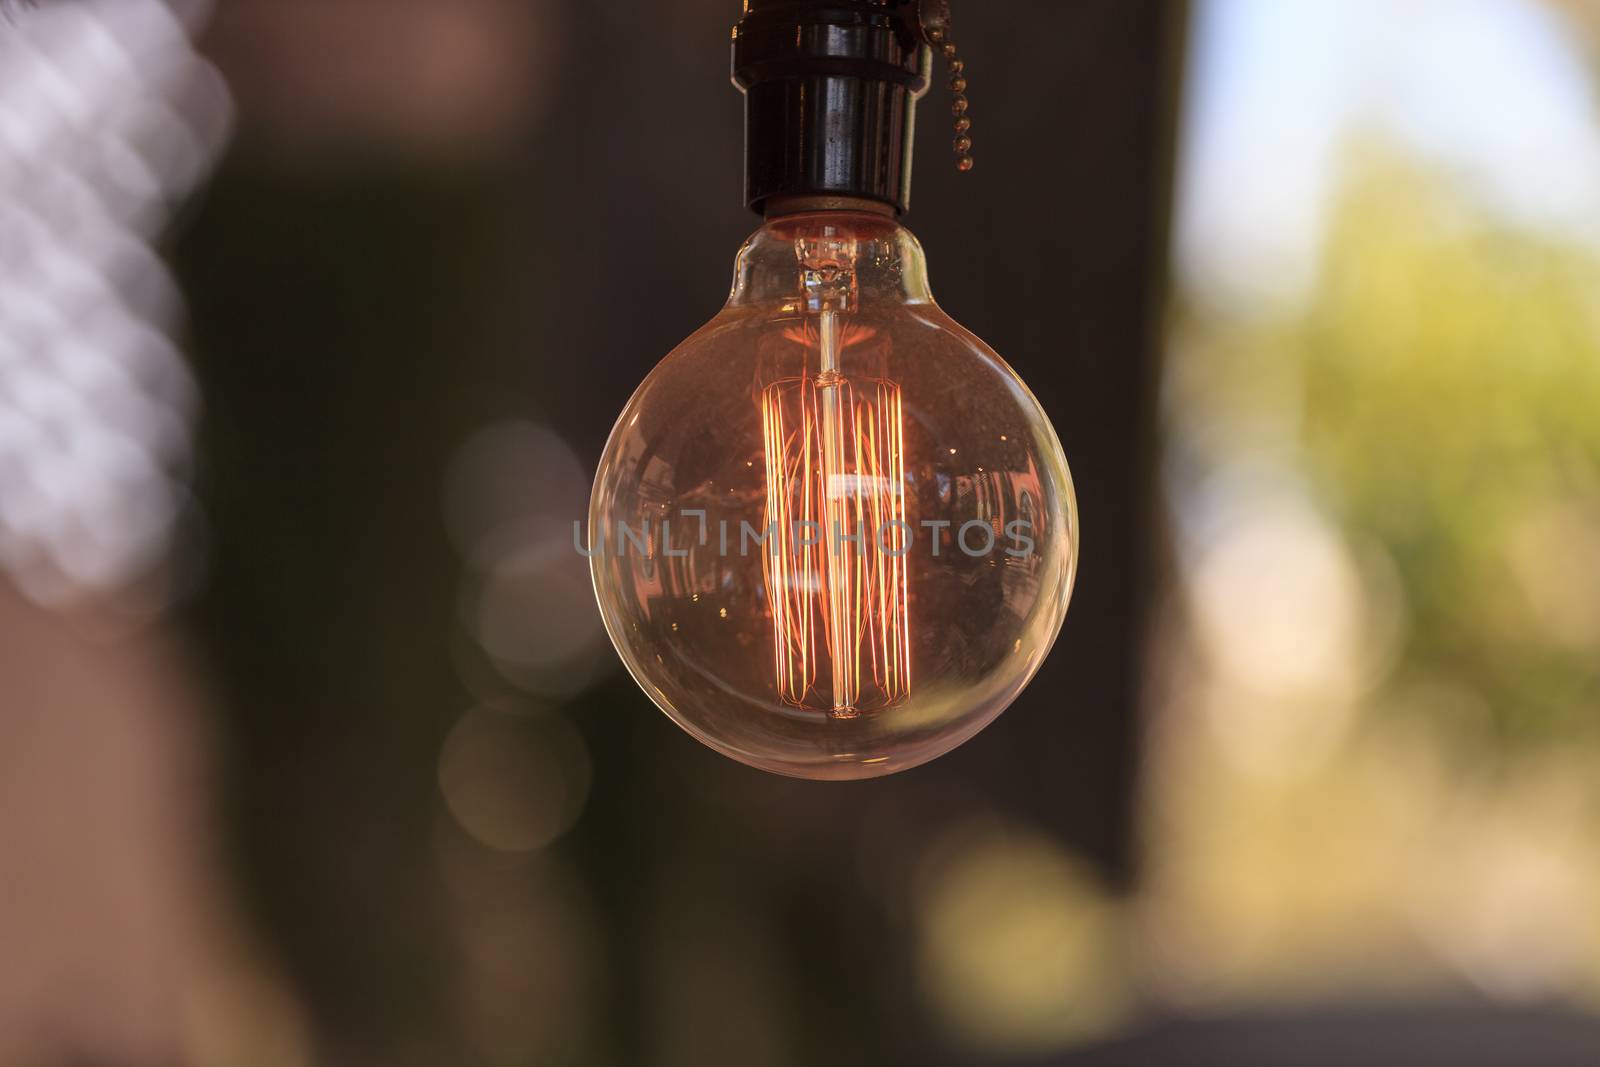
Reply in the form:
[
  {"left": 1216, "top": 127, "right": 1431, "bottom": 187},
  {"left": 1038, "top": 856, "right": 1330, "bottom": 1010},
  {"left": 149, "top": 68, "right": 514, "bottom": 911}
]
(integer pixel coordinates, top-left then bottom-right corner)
[
  {"left": 1149, "top": 133, "right": 1600, "bottom": 1007},
  {"left": 1181, "top": 143, "right": 1600, "bottom": 752}
]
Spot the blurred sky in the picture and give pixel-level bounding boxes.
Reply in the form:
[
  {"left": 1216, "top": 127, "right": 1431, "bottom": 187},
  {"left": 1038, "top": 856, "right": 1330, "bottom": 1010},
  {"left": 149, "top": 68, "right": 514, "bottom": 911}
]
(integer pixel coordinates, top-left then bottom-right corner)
[{"left": 1178, "top": 0, "right": 1600, "bottom": 304}]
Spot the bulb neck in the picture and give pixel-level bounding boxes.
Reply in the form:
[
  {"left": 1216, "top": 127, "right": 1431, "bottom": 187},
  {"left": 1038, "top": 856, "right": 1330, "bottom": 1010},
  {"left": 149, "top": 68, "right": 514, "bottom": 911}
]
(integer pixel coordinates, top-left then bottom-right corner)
[
  {"left": 764, "top": 195, "right": 898, "bottom": 220},
  {"left": 727, "top": 211, "right": 934, "bottom": 309},
  {"left": 732, "top": 0, "right": 932, "bottom": 218}
]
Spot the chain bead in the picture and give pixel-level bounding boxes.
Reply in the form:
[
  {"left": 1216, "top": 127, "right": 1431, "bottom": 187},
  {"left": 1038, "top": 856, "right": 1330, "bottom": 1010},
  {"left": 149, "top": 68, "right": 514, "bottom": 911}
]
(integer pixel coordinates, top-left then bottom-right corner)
[{"left": 923, "top": 14, "right": 972, "bottom": 172}]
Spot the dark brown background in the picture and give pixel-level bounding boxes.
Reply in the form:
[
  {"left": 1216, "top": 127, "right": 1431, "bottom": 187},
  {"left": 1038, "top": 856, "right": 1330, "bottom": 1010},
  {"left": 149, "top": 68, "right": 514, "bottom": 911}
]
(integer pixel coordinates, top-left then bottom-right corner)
[{"left": 182, "top": 0, "right": 1180, "bottom": 1061}]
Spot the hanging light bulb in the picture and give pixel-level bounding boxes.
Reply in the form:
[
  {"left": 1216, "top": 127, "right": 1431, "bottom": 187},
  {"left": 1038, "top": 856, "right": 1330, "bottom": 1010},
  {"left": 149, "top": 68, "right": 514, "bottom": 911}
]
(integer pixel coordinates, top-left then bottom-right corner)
[{"left": 588, "top": 0, "right": 1077, "bottom": 779}]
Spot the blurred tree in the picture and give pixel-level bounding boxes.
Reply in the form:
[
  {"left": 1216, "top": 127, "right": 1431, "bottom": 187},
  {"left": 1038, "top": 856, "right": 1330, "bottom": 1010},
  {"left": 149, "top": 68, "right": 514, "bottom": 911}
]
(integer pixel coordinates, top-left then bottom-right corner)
[
  {"left": 1178, "top": 144, "right": 1600, "bottom": 750},
  {"left": 1152, "top": 138, "right": 1600, "bottom": 1008},
  {"left": 1303, "top": 149, "right": 1600, "bottom": 746}
]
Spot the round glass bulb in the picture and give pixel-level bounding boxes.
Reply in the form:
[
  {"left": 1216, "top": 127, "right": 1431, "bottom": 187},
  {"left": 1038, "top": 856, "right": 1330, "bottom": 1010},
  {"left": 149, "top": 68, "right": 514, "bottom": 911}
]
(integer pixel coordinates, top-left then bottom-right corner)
[{"left": 589, "top": 211, "right": 1077, "bottom": 779}]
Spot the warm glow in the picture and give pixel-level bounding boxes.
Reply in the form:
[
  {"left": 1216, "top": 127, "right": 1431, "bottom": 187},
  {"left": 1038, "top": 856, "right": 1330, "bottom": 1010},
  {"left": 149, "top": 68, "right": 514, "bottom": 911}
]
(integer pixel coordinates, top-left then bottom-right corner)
[
  {"left": 760, "top": 363, "right": 911, "bottom": 717},
  {"left": 588, "top": 211, "right": 1076, "bottom": 778}
]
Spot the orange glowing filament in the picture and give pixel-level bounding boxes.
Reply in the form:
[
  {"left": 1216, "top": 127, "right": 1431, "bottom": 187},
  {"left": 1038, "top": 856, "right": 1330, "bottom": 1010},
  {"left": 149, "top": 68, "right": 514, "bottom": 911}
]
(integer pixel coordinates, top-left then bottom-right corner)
[{"left": 760, "top": 317, "right": 911, "bottom": 717}]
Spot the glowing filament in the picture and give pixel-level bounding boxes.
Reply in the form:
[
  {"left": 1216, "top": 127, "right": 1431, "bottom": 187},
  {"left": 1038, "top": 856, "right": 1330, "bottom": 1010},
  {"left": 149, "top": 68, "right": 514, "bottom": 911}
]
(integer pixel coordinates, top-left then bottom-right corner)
[{"left": 760, "top": 327, "right": 911, "bottom": 717}]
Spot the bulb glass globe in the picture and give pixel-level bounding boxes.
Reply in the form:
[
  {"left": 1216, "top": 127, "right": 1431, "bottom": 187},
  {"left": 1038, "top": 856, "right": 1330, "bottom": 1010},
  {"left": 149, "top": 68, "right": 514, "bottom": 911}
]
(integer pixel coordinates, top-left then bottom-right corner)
[{"left": 589, "top": 211, "right": 1076, "bottom": 779}]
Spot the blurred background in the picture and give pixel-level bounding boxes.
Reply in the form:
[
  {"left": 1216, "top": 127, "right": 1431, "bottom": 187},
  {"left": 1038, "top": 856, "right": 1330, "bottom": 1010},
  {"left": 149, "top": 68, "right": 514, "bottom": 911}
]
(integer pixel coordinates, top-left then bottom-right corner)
[{"left": 3, "top": 0, "right": 1600, "bottom": 1063}]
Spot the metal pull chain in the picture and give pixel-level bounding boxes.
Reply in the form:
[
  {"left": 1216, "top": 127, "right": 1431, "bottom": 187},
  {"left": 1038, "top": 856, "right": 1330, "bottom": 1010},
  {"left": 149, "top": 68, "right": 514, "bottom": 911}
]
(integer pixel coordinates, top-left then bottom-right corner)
[{"left": 919, "top": 6, "right": 973, "bottom": 171}]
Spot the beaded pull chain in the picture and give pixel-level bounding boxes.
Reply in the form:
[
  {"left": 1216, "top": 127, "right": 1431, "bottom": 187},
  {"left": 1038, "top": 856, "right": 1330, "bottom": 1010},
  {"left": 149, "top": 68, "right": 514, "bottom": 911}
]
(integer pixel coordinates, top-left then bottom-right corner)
[{"left": 924, "top": 25, "right": 972, "bottom": 172}]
